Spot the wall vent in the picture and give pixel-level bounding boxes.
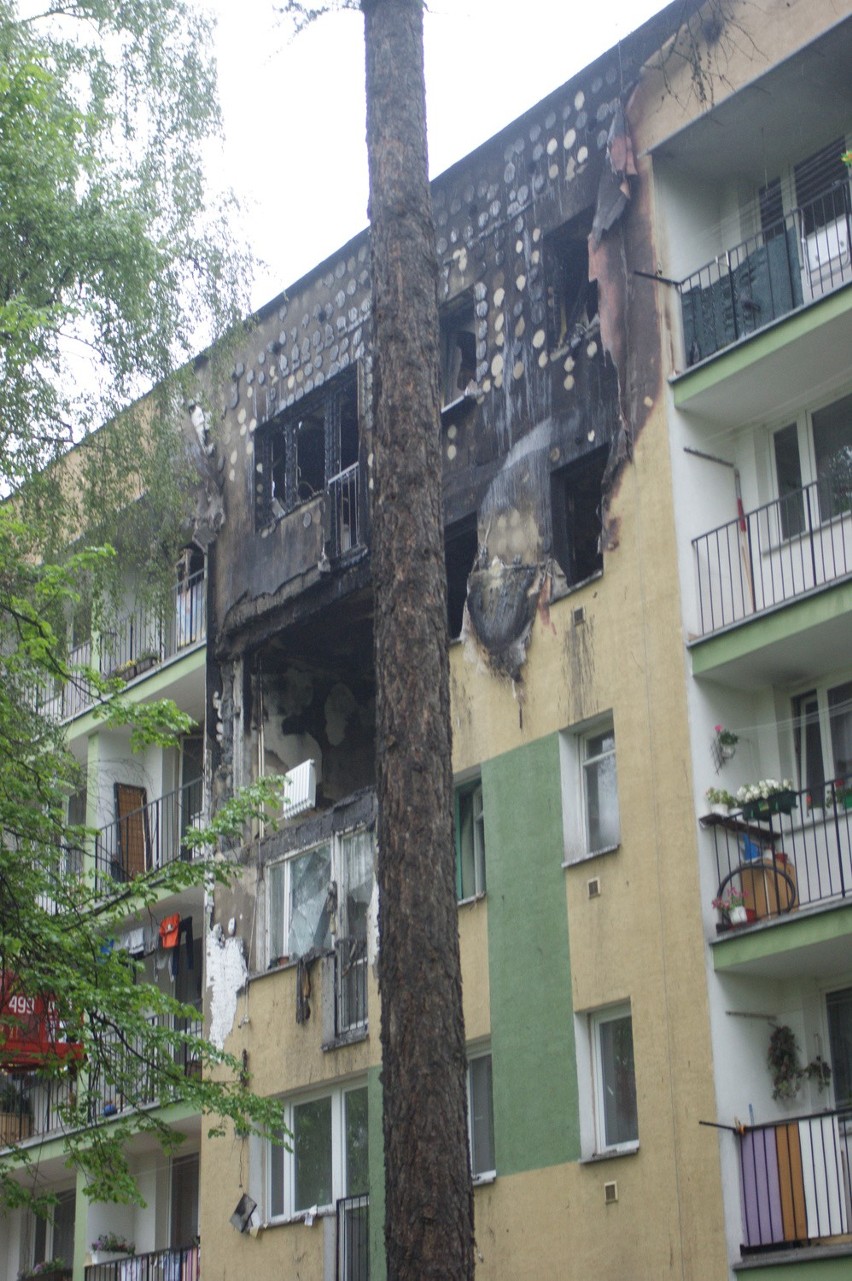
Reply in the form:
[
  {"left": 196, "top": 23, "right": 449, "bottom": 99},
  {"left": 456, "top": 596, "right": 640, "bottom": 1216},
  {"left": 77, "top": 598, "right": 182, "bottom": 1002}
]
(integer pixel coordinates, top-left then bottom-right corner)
[
  {"left": 587, "top": 877, "right": 601, "bottom": 899},
  {"left": 604, "top": 1181, "right": 618, "bottom": 1204},
  {"left": 573, "top": 606, "right": 586, "bottom": 626},
  {"left": 282, "top": 759, "right": 317, "bottom": 818}
]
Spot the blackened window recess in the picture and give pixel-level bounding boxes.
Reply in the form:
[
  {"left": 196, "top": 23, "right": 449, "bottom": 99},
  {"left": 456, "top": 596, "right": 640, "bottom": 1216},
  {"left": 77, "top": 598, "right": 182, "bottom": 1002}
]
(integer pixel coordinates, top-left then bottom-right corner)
[
  {"left": 544, "top": 211, "right": 598, "bottom": 352},
  {"left": 445, "top": 515, "right": 478, "bottom": 639},
  {"left": 254, "top": 371, "right": 358, "bottom": 529},
  {"left": 440, "top": 292, "right": 477, "bottom": 407},
  {"left": 550, "top": 446, "right": 609, "bottom": 587}
]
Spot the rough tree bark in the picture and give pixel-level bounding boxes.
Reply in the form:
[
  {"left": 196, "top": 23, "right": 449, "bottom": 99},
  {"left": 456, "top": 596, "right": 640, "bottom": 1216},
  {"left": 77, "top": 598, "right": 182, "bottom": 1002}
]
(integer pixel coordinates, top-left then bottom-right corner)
[{"left": 362, "top": 0, "right": 475, "bottom": 1276}]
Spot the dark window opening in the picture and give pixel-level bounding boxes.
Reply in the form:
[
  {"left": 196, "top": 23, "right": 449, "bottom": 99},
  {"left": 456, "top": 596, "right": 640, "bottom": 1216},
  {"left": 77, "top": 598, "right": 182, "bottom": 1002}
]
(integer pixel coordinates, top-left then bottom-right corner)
[
  {"left": 440, "top": 295, "right": 477, "bottom": 407},
  {"left": 255, "top": 374, "right": 358, "bottom": 529},
  {"left": 445, "top": 515, "right": 478, "bottom": 639},
  {"left": 544, "top": 213, "right": 598, "bottom": 352},
  {"left": 550, "top": 447, "right": 608, "bottom": 586},
  {"left": 759, "top": 178, "right": 784, "bottom": 240}
]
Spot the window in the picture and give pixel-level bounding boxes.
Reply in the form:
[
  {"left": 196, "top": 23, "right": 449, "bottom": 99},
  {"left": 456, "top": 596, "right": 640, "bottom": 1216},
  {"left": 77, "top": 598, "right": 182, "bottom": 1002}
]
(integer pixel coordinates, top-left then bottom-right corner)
[
  {"left": 544, "top": 213, "right": 597, "bottom": 352},
  {"left": 772, "top": 392, "right": 852, "bottom": 536},
  {"left": 793, "top": 677, "right": 852, "bottom": 800},
  {"left": 591, "top": 1005, "right": 638, "bottom": 1153},
  {"left": 455, "top": 780, "right": 485, "bottom": 901},
  {"left": 826, "top": 987, "right": 852, "bottom": 1108},
  {"left": 268, "top": 829, "right": 372, "bottom": 976},
  {"left": 255, "top": 374, "right": 358, "bottom": 529},
  {"left": 440, "top": 294, "right": 477, "bottom": 407},
  {"left": 170, "top": 1154, "right": 199, "bottom": 1247},
  {"left": 583, "top": 723, "right": 619, "bottom": 855},
  {"left": 550, "top": 446, "right": 608, "bottom": 588},
  {"left": 467, "top": 1050, "right": 495, "bottom": 1180},
  {"left": 444, "top": 515, "right": 477, "bottom": 640},
  {"left": 33, "top": 1188, "right": 75, "bottom": 1268},
  {"left": 268, "top": 1084, "right": 368, "bottom": 1220}
]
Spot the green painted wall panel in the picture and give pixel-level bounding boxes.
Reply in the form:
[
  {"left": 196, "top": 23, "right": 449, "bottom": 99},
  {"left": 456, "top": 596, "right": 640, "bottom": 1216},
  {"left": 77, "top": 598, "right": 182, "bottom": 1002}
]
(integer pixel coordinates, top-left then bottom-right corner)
[
  {"left": 739, "top": 1256, "right": 852, "bottom": 1280},
  {"left": 367, "top": 1064, "right": 386, "bottom": 1281},
  {"left": 482, "top": 734, "right": 578, "bottom": 1175}
]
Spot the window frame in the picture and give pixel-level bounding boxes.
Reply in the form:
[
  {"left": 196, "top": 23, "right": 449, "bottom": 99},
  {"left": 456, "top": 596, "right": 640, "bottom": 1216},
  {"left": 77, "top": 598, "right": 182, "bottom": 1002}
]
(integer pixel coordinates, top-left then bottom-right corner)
[
  {"left": 590, "top": 1003, "right": 638, "bottom": 1156},
  {"left": 266, "top": 1082, "right": 369, "bottom": 1224},
  {"left": 467, "top": 1047, "right": 496, "bottom": 1183},
  {"left": 791, "top": 672, "right": 852, "bottom": 802},
  {"left": 560, "top": 714, "right": 621, "bottom": 866},
  {"left": 825, "top": 984, "right": 852, "bottom": 1109},
  {"left": 454, "top": 778, "right": 486, "bottom": 903},
  {"left": 769, "top": 389, "right": 852, "bottom": 539}
]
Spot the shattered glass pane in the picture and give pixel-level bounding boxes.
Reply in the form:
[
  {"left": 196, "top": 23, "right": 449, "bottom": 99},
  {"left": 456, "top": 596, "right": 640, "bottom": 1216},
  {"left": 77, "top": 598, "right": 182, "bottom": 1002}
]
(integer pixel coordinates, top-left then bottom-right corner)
[
  {"left": 341, "top": 831, "right": 372, "bottom": 941},
  {"left": 288, "top": 844, "right": 332, "bottom": 957}
]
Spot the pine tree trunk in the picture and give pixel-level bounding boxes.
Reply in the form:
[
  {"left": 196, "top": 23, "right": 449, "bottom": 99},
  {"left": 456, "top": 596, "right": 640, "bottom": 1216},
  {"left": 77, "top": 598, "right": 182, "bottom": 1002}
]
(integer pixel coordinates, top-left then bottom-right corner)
[{"left": 362, "top": 0, "right": 474, "bottom": 1276}]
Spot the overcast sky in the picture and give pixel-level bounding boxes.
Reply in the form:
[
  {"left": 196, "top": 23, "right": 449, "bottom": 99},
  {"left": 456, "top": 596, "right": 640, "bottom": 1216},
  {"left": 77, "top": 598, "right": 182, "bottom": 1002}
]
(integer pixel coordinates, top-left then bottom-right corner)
[{"left": 209, "top": 0, "right": 668, "bottom": 311}]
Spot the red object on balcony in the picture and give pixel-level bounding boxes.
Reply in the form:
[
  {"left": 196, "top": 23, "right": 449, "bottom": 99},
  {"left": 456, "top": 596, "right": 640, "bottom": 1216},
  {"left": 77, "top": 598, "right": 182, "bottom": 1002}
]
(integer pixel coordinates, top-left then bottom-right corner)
[{"left": 0, "top": 973, "right": 83, "bottom": 1070}]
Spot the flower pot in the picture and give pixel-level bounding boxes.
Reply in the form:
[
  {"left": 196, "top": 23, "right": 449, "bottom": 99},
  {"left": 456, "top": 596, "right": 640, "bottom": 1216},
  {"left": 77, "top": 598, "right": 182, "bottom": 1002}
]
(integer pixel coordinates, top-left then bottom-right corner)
[
  {"left": 710, "top": 803, "right": 730, "bottom": 817},
  {"left": 742, "top": 791, "right": 798, "bottom": 821},
  {"left": 728, "top": 905, "right": 748, "bottom": 925},
  {"left": 720, "top": 744, "right": 736, "bottom": 759}
]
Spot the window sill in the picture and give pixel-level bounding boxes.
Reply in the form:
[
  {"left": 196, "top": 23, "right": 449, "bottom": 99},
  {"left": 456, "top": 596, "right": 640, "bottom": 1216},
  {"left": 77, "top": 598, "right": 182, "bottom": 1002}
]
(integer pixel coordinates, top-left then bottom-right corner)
[
  {"left": 322, "top": 1026, "right": 369, "bottom": 1053},
  {"left": 472, "top": 1171, "right": 496, "bottom": 1187},
  {"left": 457, "top": 891, "right": 486, "bottom": 909},
  {"left": 579, "top": 1143, "right": 639, "bottom": 1165},
  {"left": 263, "top": 1205, "right": 333, "bottom": 1229},
  {"left": 563, "top": 843, "right": 620, "bottom": 869}
]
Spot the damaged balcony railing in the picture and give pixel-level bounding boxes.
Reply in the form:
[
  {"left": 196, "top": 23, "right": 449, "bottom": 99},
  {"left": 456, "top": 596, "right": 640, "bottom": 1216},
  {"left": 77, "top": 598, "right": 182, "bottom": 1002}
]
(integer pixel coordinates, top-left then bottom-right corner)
[
  {"left": 0, "top": 1071, "right": 77, "bottom": 1146},
  {"left": 95, "top": 777, "right": 204, "bottom": 889},
  {"left": 738, "top": 1107, "right": 852, "bottom": 1251},
  {"left": 679, "top": 181, "right": 852, "bottom": 364},
  {"left": 337, "top": 1194, "right": 369, "bottom": 1281},
  {"left": 692, "top": 476, "right": 851, "bottom": 636},
  {"left": 334, "top": 937, "right": 368, "bottom": 1037},
  {"left": 328, "top": 463, "right": 363, "bottom": 559},
  {"left": 85, "top": 1243, "right": 200, "bottom": 1281},
  {"left": 87, "top": 1014, "right": 202, "bottom": 1118},
  {"left": 32, "top": 570, "right": 206, "bottom": 722},
  {"left": 707, "top": 781, "right": 852, "bottom": 927}
]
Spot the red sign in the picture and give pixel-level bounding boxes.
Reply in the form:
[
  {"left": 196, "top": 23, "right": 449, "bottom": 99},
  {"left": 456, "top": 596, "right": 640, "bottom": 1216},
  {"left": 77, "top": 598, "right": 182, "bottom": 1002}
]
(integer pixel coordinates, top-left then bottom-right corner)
[{"left": 0, "top": 973, "right": 83, "bottom": 1069}]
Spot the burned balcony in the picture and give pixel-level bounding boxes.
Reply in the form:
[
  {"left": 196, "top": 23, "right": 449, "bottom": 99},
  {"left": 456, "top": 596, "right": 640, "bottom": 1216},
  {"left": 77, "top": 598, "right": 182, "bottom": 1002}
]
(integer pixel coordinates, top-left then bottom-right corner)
[
  {"left": 737, "top": 1107, "right": 852, "bottom": 1253},
  {"left": 95, "top": 777, "right": 203, "bottom": 889},
  {"left": 704, "top": 781, "right": 852, "bottom": 931},
  {"left": 692, "top": 477, "right": 851, "bottom": 638}
]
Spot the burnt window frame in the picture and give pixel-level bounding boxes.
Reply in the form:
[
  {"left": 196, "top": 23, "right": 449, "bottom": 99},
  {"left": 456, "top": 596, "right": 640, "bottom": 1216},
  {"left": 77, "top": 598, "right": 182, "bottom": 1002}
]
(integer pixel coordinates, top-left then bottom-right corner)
[
  {"left": 444, "top": 513, "right": 478, "bottom": 640},
  {"left": 439, "top": 292, "right": 477, "bottom": 409},
  {"left": 254, "top": 371, "right": 358, "bottom": 531},
  {"left": 550, "top": 446, "right": 609, "bottom": 589},
  {"left": 544, "top": 211, "right": 598, "bottom": 354}
]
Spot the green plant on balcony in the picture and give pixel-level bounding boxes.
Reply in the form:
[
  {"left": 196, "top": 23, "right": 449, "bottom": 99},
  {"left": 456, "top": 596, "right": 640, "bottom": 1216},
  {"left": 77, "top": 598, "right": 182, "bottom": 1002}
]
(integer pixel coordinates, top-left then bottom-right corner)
[
  {"left": 91, "top": 1234, "right": 135, "bottom": 1256},
  {"left": 826, "top": 779, "right": 852, "bottom": 810},
  {"left": 705, "top": 786, "right": 737, "bottom": 814},
  {"left": 767, "top": 1025, "right": 832, "bottom": 1100},
  {"left": 18, "top": 1259, "right": 69, "bottom": 1279},
  {"left": 736, "top": 779, "right": 797, "bottom": 821}
]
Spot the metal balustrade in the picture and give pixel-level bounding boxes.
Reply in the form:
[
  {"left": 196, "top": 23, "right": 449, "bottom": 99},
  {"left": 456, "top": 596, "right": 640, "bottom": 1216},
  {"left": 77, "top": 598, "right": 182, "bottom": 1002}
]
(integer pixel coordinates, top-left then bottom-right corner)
[
  {"left": 679, "top": 182, "right": 852, "bottom": 365},
  {"left": 337, "top": 1195, "right": 369, "bottom": 1281},
  {"left": 86, "top": 1244, "right": 199, "bottom": 1281},
  {"left": 86, "top": 1015, "right": 202, "bottom": 1118},
  {"left": 692, "top": 477, "right": 852, "bottom": 637},
  {"left": 95, "top": 777, "right": 204, "bottom": 889},
  {"left": 328, "top": 463, "right": 363, "bottom": 559},
  {"left": 738, "top": 1108, "right": 852, "bottom": 1251},
  {"left": 0, "top": 1072, "right": 76, "bottom": 1145},
  {"left": 707, "top": 781, "right": 852, "bottom": 928},
  {"left": 334, "top": 938, "right": 368, "bottom": 1037}
]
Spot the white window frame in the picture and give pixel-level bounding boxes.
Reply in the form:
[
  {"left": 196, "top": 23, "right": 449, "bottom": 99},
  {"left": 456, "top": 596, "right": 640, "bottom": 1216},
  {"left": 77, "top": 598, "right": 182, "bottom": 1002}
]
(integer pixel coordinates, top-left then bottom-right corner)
[
  {"left": 791, "top": 672, "right": 852, "bottom": 802},
  {"left": 455, "top": 777, "right": 486, "bottom": 903},
  {"left": 770, "top": 389, "right": 852, "bottom": 538},
  {"left": 266, "top": 1082, "right": 368, "bottom": 1224},
  {"left": 560, "top": 715, "right": 620, "bottom": 865},
  {"left": 589, "top": 1003, "right": 638, "bottom": 1156},
  {"left": 466, "top": 1046, "right": 496, "bottom": 1183},
  {"left": 267, "top": 829, "right": 374, "bottom": 968}
]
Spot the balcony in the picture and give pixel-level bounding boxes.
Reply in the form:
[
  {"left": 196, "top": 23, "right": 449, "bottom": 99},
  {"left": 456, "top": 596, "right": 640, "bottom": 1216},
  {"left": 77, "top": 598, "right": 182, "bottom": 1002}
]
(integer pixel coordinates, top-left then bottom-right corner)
[
  {"left": 737, "top": 1108, "right": 851, "bottom": 1254},
  {"left": 678, "top": 184, "right": 851, "bottom": 368},
  {"left": 86, "top": 1013, "right": 202, "bottom": 1118},
  {"left": 692, "top": 477, "right": 852, "bottom": 639},
  {"left": 95, "top": 777, "right": 203, "bottom": 889},
  {"left": 705, "top": 783, "right": 852, "bottom": 958},
  {"left": 337, "top": 1195, "right": 369, "bottom": 1281},
  {"left": 85, "top": 1244, "right": 199, "bottom": 1281},
  {"left": 0, "top": 1071, "right": 76, "bottom": 1145},
  {"left": 35, "top": 569, "right": 206, "bottom": 722},
  {"left": 328, "top": 462, "right": 365, "bottom": 561}
]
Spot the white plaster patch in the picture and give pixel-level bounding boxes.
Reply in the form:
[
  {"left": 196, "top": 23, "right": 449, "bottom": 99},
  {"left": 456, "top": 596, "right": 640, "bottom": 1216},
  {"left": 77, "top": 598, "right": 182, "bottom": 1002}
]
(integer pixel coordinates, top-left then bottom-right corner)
[
  {"left": 538, "top": 351, "right": 549, "bottom": 368},
  {"left": 515, "top": 274, "right": 526, "bottom": 291},
  {"left": 564, "top": 374, "right": 575, "bottom": 390},
  {"left": 230, "top": 450, "right": 238, "bottom": 465},
  {"left": 514, "top": 317, "right": 525, "bottom": 338},
  {"left": 491, "top": 354, "right": 504, "bottom": 378},
  {"left": 447, "top": 443, "right": 457, "bottom": 461},
  {"left": 446, "top": 424, "right": 458, "bottom": 441},
  {"left": 238, "top": 408, "right": 247, "bottom": 425},
  {"left": 532, "top": 227, "right": 541, "bottom": 243},
  {"left": 577, "top": 145, "right": 589, "bottom": 165},
  {"left": 493, "top": 287, "right": 505, "bottom": 307},
  {"left": 495, "top": 313, "right": 504, "bottom": 333},
  {"left": 512, "top": 360, "right": 524, "bottom": 381},
  {"left": 206, "top": 932, "right": 248, "bottom": 1050},
  {"left": 643, "top": 395, "right": 654, "bottom": 409},
  {"left": 546, "top": 137, "right": 557, "bottom": 155},
  {"left": 563, "top": 129, "right": 576, "bottom": 150},
  {"left": 563, "top": 356, "right": 575, "bottom": 372},
  {"left": 585, "top": 340, "right": 598, "bottom": 358},
  {"left": 549, "top": 164, "right": 559, "bottom": 180},
  {"left": 495, "top": 332, "right": 505, "bottom": 348},
  {"left": 532, "top": 329, "right": 545, "bottom": 350},
  {"left": 229, "top": 469, "right": 235, "bottom": 482},
  {"left": 515, "top": 239, "right": 523, "bottom": 255},
  {"left": 574, "top": 90, "right": 585, "bottom": 110},
  {"left": 531, "top": 250, "right": 540, "bottom": 266}
]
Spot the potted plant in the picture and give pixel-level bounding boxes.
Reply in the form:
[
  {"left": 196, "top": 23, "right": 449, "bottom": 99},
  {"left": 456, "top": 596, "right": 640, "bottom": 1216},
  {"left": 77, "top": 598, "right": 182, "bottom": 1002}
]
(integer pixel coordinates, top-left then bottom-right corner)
[
  {"left": 826, "top": 779, "right": 852, "bottom": 810},
  {"left": 90, "top": 1234, "right": 136, "bottom": 1264},
  {"left": 736, "top": 779, "right": 798, "bottom": 821},
  {"left": 767, "top": 1025, "right": 832, "bottom": 1100},
  {"left": 712, "top": 886, "right": 749, "bottom": 926},
  {"left": 18, "top": 1258, "right": 70, "bottom": 1280},
  {"left": 714, "top": 724, "right": 739, "bottom": 759},
  {"left": 705, "top": 786, "right": 736, "bottom": 817}
]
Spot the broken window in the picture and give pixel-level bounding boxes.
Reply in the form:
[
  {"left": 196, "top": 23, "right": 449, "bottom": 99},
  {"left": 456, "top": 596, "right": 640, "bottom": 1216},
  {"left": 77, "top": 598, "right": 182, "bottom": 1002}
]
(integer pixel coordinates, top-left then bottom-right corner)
[
  {"left": 550, "top": 446, "right": 608, "bottom": 587},
  {"left": 255, "top": 373, "right": 358, "bottom": 529},
  {"left": 544, "top": 212, "right": 598, "bottom": 352},
  {"left": 267, "top": 828, "right": 373, "bottom": 968},
  {"left": 444, "top": 514, "right": 478, "bottom": 639},
  {"left": 440, "top": 293, "right": 477, "bottom": 407}
]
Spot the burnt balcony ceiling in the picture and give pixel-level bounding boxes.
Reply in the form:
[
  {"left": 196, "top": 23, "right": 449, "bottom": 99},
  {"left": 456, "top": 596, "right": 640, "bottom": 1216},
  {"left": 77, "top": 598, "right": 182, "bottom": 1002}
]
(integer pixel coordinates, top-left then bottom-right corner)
[{"left": 260, "top": 588, "right": 375, "bottom": 692}]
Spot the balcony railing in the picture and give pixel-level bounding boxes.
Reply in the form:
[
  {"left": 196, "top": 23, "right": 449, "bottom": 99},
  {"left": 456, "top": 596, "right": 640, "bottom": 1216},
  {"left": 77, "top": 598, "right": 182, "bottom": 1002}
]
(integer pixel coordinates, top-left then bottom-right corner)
[
  {"left": 86, "top": 1014, "right": 202, "bottom": 1118},
  {"left": 679, "top": 182, "right": 852, "bottom": 365},
  {"left": 738, "top": 1107, "right": 852, "bottom": 1251},
  {"left": 86, "top": 1244, "right": 199, "bottom": 1281},
  {"left": 0, "top": 1071, "right": 76, "bottom": 1146},
  {"left": 334, "top": 938, "right": 368, "bottom": 1037},
  {"left": 95, "top": 778, "right": 203, "bottom": 889},
  {"left": 33, "top": 570, "right": 206, "bottom": 722},
  {"left": 328, "top": 463, "right": 363, "bottom": 560},
  {"left": 337, "top": 1195, "right": 369, "bottom": 1281},
  {"left": 692, "top": 476, "right": 851, "bottom": 637},
  {"left": 707, "top": 781, "right": 852, "bottom": 927}
]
